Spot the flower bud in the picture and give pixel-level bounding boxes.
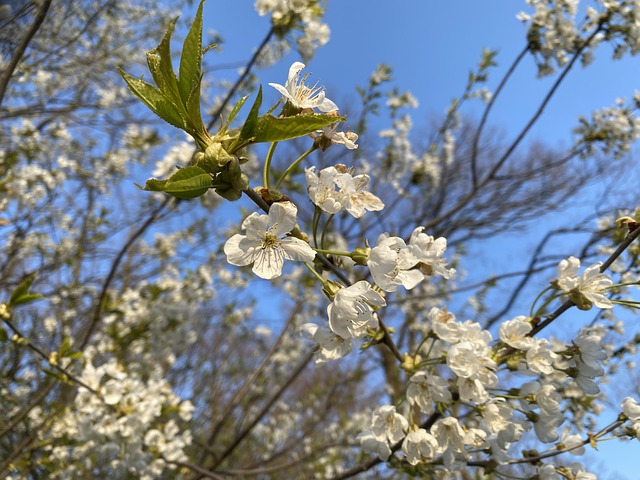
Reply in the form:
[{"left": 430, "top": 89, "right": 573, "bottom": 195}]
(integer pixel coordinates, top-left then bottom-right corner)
[
  {"left": 204, "top": 142, "right": 235, "bottom": 168},
  {"left": 322, "top": 280, "right": 341, "bottom": 301},
  {"left": 351, "top": 246, "right": 371, "bottom": 266}
]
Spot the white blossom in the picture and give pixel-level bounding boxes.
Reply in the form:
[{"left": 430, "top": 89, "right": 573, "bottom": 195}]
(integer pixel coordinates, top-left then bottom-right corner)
[
  {"left": 305, "top": 166, "right": 384, "bottom": 218},
  {"left": 402, "top": 428, "right": 439, "bottom": 465},
  {"left": 368, "top": 233, "right": 423, "bottom": 292},
  {"left": 370, "top": 405, "right": 408, "bottom": 444},
  {"left": 318, "top": 122, "right": 358, "bottom": 150},
  {"left": 269, "top": 61, "right": 338, "bottom": 112},
  {"left": 499, "top": 316, "right": 535, "bottom": 350},
  {"left": 556, "top": 256, "right": 613, "bottom": 309},
  {"left": 301, "top": 322, "right": 353, "bottom": 363},
  {"left": 328, "top": 281, "right": 385, "bottom": 339},
  {"left": 224, "top": 202, "right": 316, "bottom": 280}
]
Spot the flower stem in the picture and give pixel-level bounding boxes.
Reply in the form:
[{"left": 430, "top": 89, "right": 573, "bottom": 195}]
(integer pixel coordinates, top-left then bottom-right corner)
[
  {"left": 320, "top": 213, "right": 334, "bottom": 249},
  {"left": 304, "top": 262, "right": 326, "bottom": 285},
  {"left": 529, "top": 286, "right": 553, "bottom": 317},
  {"left": 263, "top": 141, "right": 278, "bottom": 189},
  {"left": 275, "top": 145, "right": 317, "bottom": 189},
  {"left": 313, "top": 248, "right": 351, "bottom": 257},
  {"left": 312, "top": 206, "right": 321, "bottom": 248}
]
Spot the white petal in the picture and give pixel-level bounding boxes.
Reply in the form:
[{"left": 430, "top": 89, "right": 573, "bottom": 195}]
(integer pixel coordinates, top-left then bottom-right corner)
[
  {"left": 268, "top": 202, "right": 298, "bottom": 235},
  {"left": 318, "top": 96, "right": 338, "bottom": 112},
  {"left": 287, "top": 62, "right": 305, "bottom": 83},
  {"left": 268, "top": 82, "right": 295, "bottom": 103},
  {"left": 396, "top": 269, "right": 425, "bottom": 290},
  {"left": 242, "top": 212, "right": 269, "bottom": 240},
  {"left": 252, "top": 248, "right": 284, "bottom": 279},
  {"left": 281, "top": 237, "right": 316, "bottom": 262},
  {"left": 224, "top": 234, "right": 257, "bottom": 266}
]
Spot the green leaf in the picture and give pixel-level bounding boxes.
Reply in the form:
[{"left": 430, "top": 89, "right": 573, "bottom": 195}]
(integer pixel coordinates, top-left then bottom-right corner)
[
  {"left": 12, "top": 294, "right": 44, "bottom": 307},
  {"left": 222, "top": 94, "right": 250, "bottom": 134},
  {"left": 239, "top": 85, "right": 263, "bottom": 143},
  {"left": 185, "top": 76, "right": 206, "bottom": 143},
  {"left": 9, "top": 274, "right": 43, "bottom": 308},
  {"left": 179, "top": 0, "right": 204, "bottom": 105},
  {"left": 66, "top": 351, "right": 84, "bottom": 361},
  {"left": 0, "top": 327, "right": 7, "bottom": 342},
  {"left": 148, "top": 17, "right": 184, "bottom": 110},
  {"left": 138, "top": 166, "right": 213, "bottom": 199},
  {"left": 119, "top": 69, "right": 187, "bottom": 130},
  {"left": 252, "top": 113, "right": 344, "bottom": 143}
]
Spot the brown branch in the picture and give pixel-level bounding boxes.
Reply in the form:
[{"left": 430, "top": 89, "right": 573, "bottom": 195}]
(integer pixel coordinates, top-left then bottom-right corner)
[
  {"left": 201, "top": 350, "right": 316, "bottom": 474},
  {"left": 530, "top": 224, "right": 640, "bottom": 337},
  {"left": 78, "top": 197, "right": 172, "bottom": 350},
  {"left": 197, "top": 304, "right": 302, "bottom": 464},
  {"left": 0, "top": 0, "right": 52, "bottom": 108}
]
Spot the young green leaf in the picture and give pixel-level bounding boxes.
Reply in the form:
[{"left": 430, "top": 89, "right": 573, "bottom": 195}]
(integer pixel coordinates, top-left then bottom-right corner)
[
  {"left": 222, "top": 94, "right": 251, "bottom": 134},
  {"left": 119, "top": 69, "right": 188, "bottom": 130},
  {"left": 9, "top": 274, "right": 44, "bottom": 308},
  {"left": 179, "top": 0, "right": 204, "bottom": 105},
  {"left": 252, "top": 113, "right": 344, "bottom": 143},
  {"left": 148, "top": 17, "right": 184, "bottom": 110},
  {"left": 137, "top": 166, "right": 213, "bottom": 199},
  {"left": 239, "top": 85, "right": 263, "bottom": 143}
]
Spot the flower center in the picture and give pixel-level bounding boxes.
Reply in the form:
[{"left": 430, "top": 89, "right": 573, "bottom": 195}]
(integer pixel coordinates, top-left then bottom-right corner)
[{"left": 261, "top": 232, "right": 280, "bottom": 250}]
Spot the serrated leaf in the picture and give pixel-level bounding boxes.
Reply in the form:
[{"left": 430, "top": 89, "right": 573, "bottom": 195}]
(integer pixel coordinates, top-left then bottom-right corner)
[
  {"left": 252, "top": 113, "right": 344, "bottom": 143},
  {"left": 9, "top": 274, "right": 42, "bottom": 308},
  {"left": 119, "top": 69, "right": 187, "bottom": 130},
  {"left": 139, "top": 166, "right": 212, "bottom": 199},
  {"left": 239, "top": 86, "right": 263, "bottom": 143},
  {"left": 179, "top": 0, "right": 204, "bottom": 104},
  {"left": 149, "top": 17, "right": 184, "bottom": 109},
  {"left": 185, "top": 76, "right": 206, "bottom": 142},
  {"left": 222, "top": 94, "right": 250, "bottom": 133}
]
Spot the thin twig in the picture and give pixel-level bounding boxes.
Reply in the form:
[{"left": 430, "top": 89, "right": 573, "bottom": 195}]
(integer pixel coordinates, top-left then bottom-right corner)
[{"left": 0, "top": 0, "right": 52, "bottom": 108}]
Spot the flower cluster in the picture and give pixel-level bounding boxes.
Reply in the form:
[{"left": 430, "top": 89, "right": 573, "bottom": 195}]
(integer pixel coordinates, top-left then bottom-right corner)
[
  {"left": 574, "top": 96, "right": 640, "bottom": 159},
  {"left": 254, "top": 0, "right": 330, "bottom": 59},
  {"left": 305, "top": 166, "right": 384, "bottom": 218},
  {"left": 368, "top": 227, "right": 455, "bottom": 292}
]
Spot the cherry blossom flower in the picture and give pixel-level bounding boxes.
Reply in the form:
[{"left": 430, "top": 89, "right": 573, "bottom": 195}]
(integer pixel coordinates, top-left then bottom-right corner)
[
  {"left": 328, "top": 281, "right": 385, "bottom": 339},
  {"left": 268, "top": 61, "right": 338, "bottom": 112},
  {"left": 357, "top": 431, "right": 392, "bottom": 461},
  {"left": 368, "top": 234, "right": 423, "bottom": 292},
  {"left": 305, "top": 166, "right": 384, "bottom": 218},
  {"left": 301, "top": 322, "right": 353, "bottom": 363},
  {"left": 370, "top": 405, "right": 409, "bottom": 444},
  {"left": 402, "top": 428, "right": 439, "bottom": 465},
  {"left": 526, "top": 338, "right": 558, "bottom": 375},
  {"left": 499, "top": 316, "right": 535, "bottom": 350},
  {"left": 556, "top": 256, "right": 613, "bottom": 309},
  {"left": 407, "top": 371, "right": 452, "bottom": 414},
  {"left": 305, "top": 166, "right": 343, "bottom": 214},
  {"left": 334, "top": 172, "right": 384, "bottom": 218},
  {"left": 409, "top": 227, "right": 456, "bottom": 279},
  {"left": 318, "top": 122, "right": 358, "bottom": 150},
  {"left": 622, "top": 397, "right": 640, "bottom": 422},
  {"left": 224, "top": 202, "right": 316, "bottom": 279}
]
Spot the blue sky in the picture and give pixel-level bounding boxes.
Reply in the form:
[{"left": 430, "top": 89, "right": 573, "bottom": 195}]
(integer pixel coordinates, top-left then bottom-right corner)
[{"left": 187, "top": 1, "right": 640, "bottom": 477}]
